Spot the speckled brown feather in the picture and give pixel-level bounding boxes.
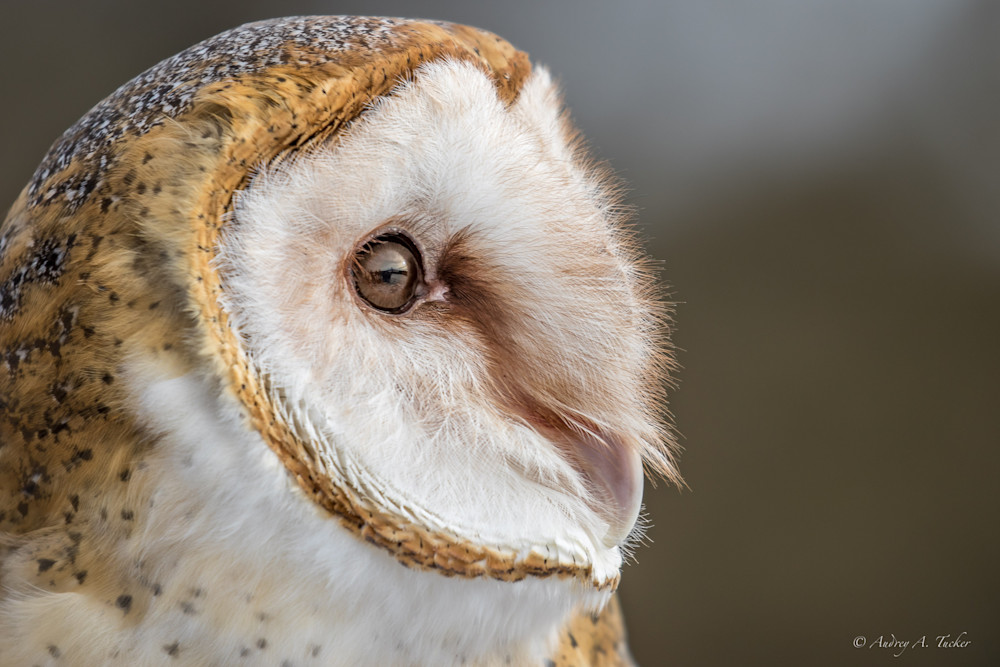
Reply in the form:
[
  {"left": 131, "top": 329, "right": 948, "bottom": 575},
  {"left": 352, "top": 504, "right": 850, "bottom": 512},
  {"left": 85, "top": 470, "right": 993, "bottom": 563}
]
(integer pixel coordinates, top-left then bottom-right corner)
[
  {"left": 1, "top": 15, "right": 631, "bottom": 663},
  {"left": 549, "top": 596, "right": 636, "bottom": 667}
]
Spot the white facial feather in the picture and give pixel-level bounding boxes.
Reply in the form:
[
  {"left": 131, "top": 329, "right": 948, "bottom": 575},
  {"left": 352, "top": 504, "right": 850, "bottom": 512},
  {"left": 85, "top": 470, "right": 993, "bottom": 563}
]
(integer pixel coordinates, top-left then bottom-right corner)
[{"left": 217, "top": 60, "right": 664, "bottom": 568}]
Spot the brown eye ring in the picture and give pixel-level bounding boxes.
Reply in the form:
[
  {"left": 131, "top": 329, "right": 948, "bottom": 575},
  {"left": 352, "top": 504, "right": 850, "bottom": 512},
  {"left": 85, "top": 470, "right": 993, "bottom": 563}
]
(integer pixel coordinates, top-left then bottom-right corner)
[{"left": 350, "top": 232, "right": 424, "bottom": 314}]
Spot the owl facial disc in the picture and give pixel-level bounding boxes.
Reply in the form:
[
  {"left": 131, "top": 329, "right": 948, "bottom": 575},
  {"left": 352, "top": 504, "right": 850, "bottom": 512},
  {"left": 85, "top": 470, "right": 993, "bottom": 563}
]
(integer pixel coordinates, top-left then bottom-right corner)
[{"left": 217, "top": 58, "right": 679, "bottom": 589}]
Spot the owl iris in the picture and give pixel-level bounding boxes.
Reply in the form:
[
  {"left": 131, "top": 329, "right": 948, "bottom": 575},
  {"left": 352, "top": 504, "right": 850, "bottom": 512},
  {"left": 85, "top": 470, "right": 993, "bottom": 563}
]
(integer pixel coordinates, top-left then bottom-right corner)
[{"left": 352, "top": 234, "right": 422, "bottom": 312}]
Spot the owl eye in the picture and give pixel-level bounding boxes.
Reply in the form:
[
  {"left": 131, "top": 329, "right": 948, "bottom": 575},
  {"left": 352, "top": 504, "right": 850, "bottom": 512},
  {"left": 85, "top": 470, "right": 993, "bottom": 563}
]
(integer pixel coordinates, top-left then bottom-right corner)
[{"left": 351, "top": 233, "right": 423, "bottom": 313}]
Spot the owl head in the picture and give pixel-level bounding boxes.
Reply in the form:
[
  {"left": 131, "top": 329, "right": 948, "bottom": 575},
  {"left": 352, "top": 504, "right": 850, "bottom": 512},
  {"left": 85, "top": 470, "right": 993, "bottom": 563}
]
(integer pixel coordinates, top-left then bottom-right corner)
[{"left": 1, "top": 16, "right": 678, "bottom": 663}]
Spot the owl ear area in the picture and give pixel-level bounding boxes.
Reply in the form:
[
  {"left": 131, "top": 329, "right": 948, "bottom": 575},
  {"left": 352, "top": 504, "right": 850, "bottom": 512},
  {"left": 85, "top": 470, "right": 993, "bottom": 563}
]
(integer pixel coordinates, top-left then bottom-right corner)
[{"left": 347, "top": 229, "right": 448, "bottom": 315}]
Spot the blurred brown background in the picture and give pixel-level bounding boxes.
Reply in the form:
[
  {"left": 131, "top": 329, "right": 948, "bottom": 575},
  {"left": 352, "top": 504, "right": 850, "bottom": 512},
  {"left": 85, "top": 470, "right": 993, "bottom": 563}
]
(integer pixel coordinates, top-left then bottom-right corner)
[{"left": 2, "top": 1, "right": 998, "bottom": 665}]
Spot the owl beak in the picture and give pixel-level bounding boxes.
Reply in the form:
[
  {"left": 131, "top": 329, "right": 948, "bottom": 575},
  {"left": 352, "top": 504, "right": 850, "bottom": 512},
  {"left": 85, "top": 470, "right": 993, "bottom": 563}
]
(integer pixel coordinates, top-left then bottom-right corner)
[
  {"left": 516, "top": 405, "right": 644, "bottom": 548},
  {"left": 564, "top": 425, "right": 644, "bottom": 548}
]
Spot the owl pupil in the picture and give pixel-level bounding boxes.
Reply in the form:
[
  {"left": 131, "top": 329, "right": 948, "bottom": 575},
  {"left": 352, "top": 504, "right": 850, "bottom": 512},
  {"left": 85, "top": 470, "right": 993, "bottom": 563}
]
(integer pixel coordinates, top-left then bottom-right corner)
[
  {"left": 351, "top": 234, "right": 422, "bottom": 313},
  {"left": 380, "top": 267, "right": 406, "bottom": 284}
]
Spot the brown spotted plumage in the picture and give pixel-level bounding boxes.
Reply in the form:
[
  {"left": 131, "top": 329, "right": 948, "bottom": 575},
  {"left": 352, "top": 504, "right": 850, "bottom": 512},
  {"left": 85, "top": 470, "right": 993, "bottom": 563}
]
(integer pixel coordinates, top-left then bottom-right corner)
[{"left": 1, "top": 15, "right": 671, "bottom": 665}]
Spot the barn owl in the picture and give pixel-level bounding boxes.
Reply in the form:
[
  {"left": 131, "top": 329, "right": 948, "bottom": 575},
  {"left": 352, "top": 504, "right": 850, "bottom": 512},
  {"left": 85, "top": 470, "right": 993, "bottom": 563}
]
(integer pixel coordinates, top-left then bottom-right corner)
[{"left": 0, "top": 16, "right": 679, "bottom": 666}]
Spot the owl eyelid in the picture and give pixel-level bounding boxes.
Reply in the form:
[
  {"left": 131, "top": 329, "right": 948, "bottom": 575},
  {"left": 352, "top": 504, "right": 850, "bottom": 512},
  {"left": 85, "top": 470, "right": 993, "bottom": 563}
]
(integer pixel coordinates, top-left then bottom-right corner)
[{"left": 353, "top": 225, "right": 424, "bottom": 261}]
